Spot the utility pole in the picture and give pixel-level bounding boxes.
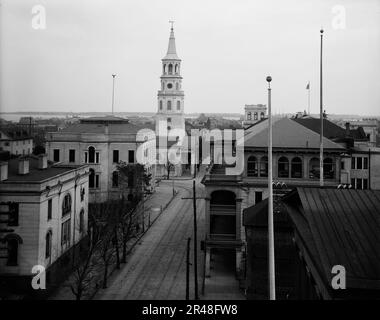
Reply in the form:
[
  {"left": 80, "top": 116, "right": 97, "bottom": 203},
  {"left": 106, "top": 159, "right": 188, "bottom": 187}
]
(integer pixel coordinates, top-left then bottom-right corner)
[
  {"left": 186, "top": 237, "right": 191, "bottom": 300},
  {"left": 181, "top": 180, "right": 205, "bottom": 300},
  {"left": 267, "top": 75, "right": 276, "bottom": 300},
  {"left": 112, "top": 74, "right": 116, "bottom": 114},
  {"left": 319, "top": 29, "right": 324, "bottom": 187}
]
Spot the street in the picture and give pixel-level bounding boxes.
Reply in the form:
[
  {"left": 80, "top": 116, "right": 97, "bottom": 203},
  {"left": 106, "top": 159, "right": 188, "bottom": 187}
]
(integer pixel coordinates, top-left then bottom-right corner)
[{"left": 95, "top": 179, "right": 206, "bottom": 300}]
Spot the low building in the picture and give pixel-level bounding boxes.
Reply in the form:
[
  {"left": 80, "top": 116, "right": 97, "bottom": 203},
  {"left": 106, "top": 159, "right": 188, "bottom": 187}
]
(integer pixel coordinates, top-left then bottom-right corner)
[
  {"left": 0, "top": 127, "right": 33, "bottom": 156},
  {"left": 45, "top": 116, "right": 156, "bottom": 203},
  {"left": 0, "top": 155, "right": 89, "bottom": 297}
]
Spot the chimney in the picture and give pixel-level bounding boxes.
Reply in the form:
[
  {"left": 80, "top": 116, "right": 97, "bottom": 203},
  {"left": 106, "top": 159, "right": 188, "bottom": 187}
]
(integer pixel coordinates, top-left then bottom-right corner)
[
  {"left": 18, "top": 157, "right": 29, "bottom": 175},
  {"left": 0, "top": 162, "right": 8, "bottom": 181},
  {"left": 38, "top": 154, "right": 48, "bottom": 169}
]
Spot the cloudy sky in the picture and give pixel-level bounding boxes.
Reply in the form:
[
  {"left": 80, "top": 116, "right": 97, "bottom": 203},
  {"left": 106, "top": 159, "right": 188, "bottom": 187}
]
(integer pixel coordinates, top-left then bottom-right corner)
[{"left": 1, "top": 0, "right": 379, "bottom": 116}]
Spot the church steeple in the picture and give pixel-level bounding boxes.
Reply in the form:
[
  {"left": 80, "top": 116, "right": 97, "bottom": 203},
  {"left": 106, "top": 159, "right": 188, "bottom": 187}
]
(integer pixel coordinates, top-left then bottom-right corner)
[
  {"left": 155, "top": 22, "right": 185, "bottom": 136},
  {"left": 163, "top": 23, "right": 179, "bottom": 60}
]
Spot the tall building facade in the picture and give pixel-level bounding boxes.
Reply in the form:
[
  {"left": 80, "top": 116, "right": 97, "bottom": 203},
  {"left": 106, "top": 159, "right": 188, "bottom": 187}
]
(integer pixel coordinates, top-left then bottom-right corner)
[{"left": 155, "top": 25, "right": 185, "bottom": 136}]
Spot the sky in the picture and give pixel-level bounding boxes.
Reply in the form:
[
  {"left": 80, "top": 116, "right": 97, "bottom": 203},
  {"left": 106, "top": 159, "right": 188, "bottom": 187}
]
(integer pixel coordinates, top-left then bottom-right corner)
[{"left": 0, "top": 0, "right": 380, "bottom": 116}]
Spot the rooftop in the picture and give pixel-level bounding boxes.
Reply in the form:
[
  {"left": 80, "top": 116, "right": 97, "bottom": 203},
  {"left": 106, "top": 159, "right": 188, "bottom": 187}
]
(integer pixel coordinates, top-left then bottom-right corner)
[
  {"left": 284, "top": 187, "right": 380, "bottom": 292},
  {"left": 243, "top": 117, "right": 345, "bottom": 150},
  {"left": 1, "top": 156, "right": 86, "bottom": 183}
]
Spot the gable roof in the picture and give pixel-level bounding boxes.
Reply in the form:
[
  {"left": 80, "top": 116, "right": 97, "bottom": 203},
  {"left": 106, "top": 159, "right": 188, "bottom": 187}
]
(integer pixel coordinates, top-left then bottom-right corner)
[
  {"left": 284, "top": 187, "right": 380, "bottom": 292},
  {"left": 243, "top": 117, "right": 345, "bottom": 150},
  {"left": 293, "top": 117, "right": 368, "bottom": 141}
]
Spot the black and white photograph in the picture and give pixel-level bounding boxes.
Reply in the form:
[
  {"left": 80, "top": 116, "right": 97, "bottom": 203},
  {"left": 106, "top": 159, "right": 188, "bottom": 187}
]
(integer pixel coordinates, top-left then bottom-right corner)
[{"left": 0, "top": 0, "right": 379, "bottom": 312}]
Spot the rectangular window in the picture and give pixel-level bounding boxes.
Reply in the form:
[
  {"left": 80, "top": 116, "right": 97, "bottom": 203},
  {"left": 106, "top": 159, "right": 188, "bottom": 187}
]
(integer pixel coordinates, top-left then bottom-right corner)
[
  {"left": 364, "top": 157, "right": 368, "bottom": 169},
  {"left": 69, "top": 149, "right": 75, "bottom": 163},
  {"left": 61, "top": 219, "right": 71, "bottom": 246},
  {"left": 8, "top": 203, "right": 19, "bottom": 226},
  {"left": 113, "top": 150, "right": 119, "bottom": 163},
  {"left": 356, "top": 157, "right": 363, "bottom": 169},
  {"left": 351, "top": 157, "right": 355, "bottom": 169},
  {"left": 53, "top": 149, "right": 60, "bottom": 162},
  {"left": 340, "top": 161, "right": 345, "bottom": 170},
  {"left": 357, "top": 178, "right": 362, "bottom": 190},
  {"left": 363, "top": 179, "right": 368, "bottom": 190},
  {"left": 48, "top": 199, "right": 52, "bottom": 221},
  {"left": 95, "top": 175, "right": 99, "bottom": 188},
  {"left": 255, "top": 191, "right": 263, "bottom": 204},
  {"left": 351, "top": 178, "right": 355, "bottom": 188},
  {"left": 96, "top": 152, "right": 100, "bottom": 164},
  {"left": 128, "top": 150, "right": 135, "bottom": 163},
  {"left": 167, "top": 117, "right": 172, "bottom": 123}
]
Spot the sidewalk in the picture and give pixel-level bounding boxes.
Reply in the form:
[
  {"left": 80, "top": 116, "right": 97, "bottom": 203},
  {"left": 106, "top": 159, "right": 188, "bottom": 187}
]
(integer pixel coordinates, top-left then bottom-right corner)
[{"left": 49, "top": 182, "right": 176, "bottom": 300}]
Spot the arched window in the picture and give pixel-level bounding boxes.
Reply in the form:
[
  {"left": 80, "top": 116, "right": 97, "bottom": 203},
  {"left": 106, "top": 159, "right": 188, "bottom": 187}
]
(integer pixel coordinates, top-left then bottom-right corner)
[
  {"left": 163, "top": 64, "right": 166, "bottom": 74},
  {"left": 247, "top": 112, "right": 252, "bottom": 120},
  {"left": 254, "top": 112, "right": 258, "bottom": 120},
  {"left": 159, "top": 100, "right": 163, "bottom": 110},
  {"left": 309, "top": 157, "right": 319, "bottom": 179},
  {"left": 88, "top": 146, "right": 95, "bottom": 163},
  {"left": 45, "top": 231, "right": 52, "bottom": 259},
  {"left": 324, "top": 158, "right": 335, "bottom": 179},
  {"left": 168, "top": 64, "right": 173, "bottom": 74},
  {"left": 278, "top": 156, "right": 289, "bottom": 178},
  {"left": 112, "top": 171, "right": 119, "bottom": 187},
  {"left": 176, "top": 82, "right": 179, "bottom": 90},
  {"left": 177, "top": 101, "right": 181, "bottom": 110},
  {"left": 89, "top": 168, "right": 95, "bottom": 188},
  {"left": 175, "top": 64, "right": 178, "bottom": 73},
  {"left": 62, "top": 193, "right": 72, "bottom": 216},
  {"left": 167, "top": 100, "right": 172, "bottom": 110},
  {"left": 260, "top": 156, "right": 268, "bottom": 177},
  {"left": 79, "top": 209, "right": 85, "bottom": 233},
  {"left": 291, "top": 157, "right": 303, "bottom": 178},
  {"left": 247, "top": 156, "right": 258, "bottom": 177},
  {"left": 260, "top": 112, "right": 265, "bottom": 119}
]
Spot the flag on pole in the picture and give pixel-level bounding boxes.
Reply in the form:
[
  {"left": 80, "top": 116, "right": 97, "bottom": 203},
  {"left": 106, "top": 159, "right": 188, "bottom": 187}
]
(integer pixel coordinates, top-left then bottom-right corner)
[{"left": 306, "top": 82, "right": 310, "bottom": 90}]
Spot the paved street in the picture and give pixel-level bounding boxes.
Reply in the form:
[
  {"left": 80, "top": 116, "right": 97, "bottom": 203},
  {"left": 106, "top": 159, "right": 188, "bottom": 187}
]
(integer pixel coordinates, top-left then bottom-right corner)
[{"left": 95, "top": 179, "right": 206, "bottom": 300}]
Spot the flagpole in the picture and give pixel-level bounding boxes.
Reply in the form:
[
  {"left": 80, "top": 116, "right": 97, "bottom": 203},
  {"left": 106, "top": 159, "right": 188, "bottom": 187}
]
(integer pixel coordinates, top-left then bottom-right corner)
[
  {"left": 112, "top": 74, "right": 116, "bottom": 114},
  {"left": 319, "top": 29, "right": 324, "bottom": 187},
  {"left": 267, "top": 75, "right": 276, "bottom": 300},
  {"left": 307, "top": 81, "right": 311, "bottom": 115}
]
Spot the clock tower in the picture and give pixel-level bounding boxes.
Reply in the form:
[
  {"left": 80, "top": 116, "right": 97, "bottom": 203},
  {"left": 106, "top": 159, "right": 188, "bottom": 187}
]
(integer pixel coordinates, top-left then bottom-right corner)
[{"left": 155, "top": 24, "right": 185, "bottom": 136}]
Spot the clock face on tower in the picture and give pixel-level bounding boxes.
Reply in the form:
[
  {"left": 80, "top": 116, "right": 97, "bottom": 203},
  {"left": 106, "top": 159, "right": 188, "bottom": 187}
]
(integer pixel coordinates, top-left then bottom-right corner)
[{"left": 167, "top": 83, "right": 173, "bottom": 89}]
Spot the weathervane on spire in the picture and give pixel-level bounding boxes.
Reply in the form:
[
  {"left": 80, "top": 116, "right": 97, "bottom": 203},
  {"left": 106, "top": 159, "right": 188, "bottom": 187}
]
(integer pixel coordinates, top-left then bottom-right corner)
[{"left": 169, "top": 20, "right": 175, "bottom": 30}]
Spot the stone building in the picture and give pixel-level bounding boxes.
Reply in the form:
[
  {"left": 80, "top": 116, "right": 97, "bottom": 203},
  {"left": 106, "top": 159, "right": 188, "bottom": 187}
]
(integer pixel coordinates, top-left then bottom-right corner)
[
  {"left": 201, "top": 117, "right": 345, "bottom": 280},
  {"left": 46, "top": 116, "right": 155, "bottom": 203},
  {"left": 0, "top": 155, "right": 89, "bottom": 297},
  {"left": 242, "top": 104, "right": 267, "bottom": 128}
]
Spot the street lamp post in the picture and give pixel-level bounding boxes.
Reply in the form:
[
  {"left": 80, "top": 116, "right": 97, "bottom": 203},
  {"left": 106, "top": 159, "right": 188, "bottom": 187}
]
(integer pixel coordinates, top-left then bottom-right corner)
[{"left": 112, "top": 74, "right": 116, "bottom": 114}]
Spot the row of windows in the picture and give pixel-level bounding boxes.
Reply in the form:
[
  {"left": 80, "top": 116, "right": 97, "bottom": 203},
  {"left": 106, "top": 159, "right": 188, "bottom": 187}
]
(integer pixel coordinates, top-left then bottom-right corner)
[
  {"left": 351, "top": 178, "right": 369, "bottom": 190},
  {"left": 163, "top": 63, "right": 180, "bottom": 75},
  {"left": 159, "top": 100, "right": 181, "bottom": 111},
  {"left": 351, "top": 156, "right": 368, "bottom": 170},
  {"left": 247, "top": 112, "right": 265, "bottom": 121},
  {"left": 53, "top": 148, "right": 135, "bottom": 164},
  {"left": 247, "top": 156, "right": 336, "bottom": 179}
]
